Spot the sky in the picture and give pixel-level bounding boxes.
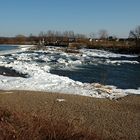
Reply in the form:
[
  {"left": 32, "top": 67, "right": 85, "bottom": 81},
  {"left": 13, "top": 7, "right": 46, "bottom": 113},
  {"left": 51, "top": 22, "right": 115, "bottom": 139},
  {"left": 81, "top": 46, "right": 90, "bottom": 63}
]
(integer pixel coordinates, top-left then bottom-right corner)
[{"left": 0, "top": 0, "right": 140, "bottom": 37}]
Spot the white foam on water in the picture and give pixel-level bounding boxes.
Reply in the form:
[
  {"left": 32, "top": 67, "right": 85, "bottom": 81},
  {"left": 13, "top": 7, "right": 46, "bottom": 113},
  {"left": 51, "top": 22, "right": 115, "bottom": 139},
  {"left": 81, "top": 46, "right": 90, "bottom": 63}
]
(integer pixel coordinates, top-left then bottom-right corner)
[{"left": 0, "top": 46, "right": 139, "bottom": 99}]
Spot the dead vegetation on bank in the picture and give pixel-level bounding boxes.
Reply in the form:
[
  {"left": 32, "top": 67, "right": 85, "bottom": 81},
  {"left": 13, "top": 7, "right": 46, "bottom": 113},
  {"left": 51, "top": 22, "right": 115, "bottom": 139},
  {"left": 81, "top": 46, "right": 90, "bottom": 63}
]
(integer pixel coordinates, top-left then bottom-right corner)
[
  {"left": 0, "top": 91, "right": 140, "bottom": 140},
  {"left": 0, "top": 107, "right": 99, "bottom": 140}
]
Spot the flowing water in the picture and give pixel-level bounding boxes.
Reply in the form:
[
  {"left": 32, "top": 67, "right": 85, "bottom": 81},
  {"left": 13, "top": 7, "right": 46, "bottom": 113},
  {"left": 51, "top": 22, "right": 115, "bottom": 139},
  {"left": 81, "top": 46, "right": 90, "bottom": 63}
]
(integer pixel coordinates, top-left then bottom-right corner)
[
  {"left": 0, "top": 45, "right": 140, "bottom": 91},
  {"left": 51, "top": 61, "right": 140, "bottom": 89}
]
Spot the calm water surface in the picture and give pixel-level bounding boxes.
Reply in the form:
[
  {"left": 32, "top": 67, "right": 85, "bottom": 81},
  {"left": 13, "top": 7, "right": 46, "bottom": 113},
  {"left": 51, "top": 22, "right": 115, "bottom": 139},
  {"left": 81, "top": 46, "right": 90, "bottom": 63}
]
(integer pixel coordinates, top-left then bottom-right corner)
[{"left": 0, "top": 45, "right": 18, "bottom": 51}]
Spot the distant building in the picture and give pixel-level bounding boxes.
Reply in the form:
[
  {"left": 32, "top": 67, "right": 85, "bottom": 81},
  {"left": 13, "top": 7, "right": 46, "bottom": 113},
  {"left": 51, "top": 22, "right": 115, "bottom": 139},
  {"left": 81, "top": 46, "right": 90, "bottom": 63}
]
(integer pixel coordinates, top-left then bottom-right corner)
[{"left": 68, "top": 38, "right": 75, "bottom": 42}]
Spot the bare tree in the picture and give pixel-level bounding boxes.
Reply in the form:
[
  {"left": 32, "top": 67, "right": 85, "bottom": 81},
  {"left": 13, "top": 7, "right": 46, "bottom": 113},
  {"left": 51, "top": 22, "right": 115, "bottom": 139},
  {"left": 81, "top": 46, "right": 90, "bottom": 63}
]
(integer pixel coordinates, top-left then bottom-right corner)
[
  {"left": 39, "top": 31, "right": 45, "bottom": 37},
  {"left": 129, "top": 25, "right": 140, "bottom": 47},
  {"left": 68, "top": 31, "right": 75, "bottom": 38},
  {"left": 63, "top": 31, "right": 75, "bottom": 38},
  {"left": 98, "top": 29, "right": 108, "bottom": 39},
  {"left": 46, "top": 30, "right": 54, "bottom": 37},
  {"left": 89, "top": 32, "right": 96, "bottom": 39},
  {"left": 55, "top": 31, "right": 61, "bottom": 37},
  {"left": 75, "top": 33, "right": 86, "bottom": 39},
  {"left": 129, "top": 26, "right": 140, "bottom": 39},
  {"left": 15, "top": 34, "right": 26, "bottom": 44}
]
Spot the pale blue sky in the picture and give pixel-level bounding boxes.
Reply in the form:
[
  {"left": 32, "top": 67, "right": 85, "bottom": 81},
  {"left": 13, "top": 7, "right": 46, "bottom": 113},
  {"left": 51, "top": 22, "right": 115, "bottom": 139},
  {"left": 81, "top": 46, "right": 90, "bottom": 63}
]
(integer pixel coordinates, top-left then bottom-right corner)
[{"left": 0, "top": 0, "right": 140, "bottom": 37}]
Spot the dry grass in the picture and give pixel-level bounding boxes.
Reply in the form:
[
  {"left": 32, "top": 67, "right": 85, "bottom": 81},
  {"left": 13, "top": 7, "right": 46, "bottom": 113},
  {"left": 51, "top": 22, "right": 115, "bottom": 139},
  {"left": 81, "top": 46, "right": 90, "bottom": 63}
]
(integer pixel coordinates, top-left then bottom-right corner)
[
  {"left": 68, "top": 43, "right": 85, "bottom": 49},
  {"left": 0, "top": 90, "right": 140, "bottom": 140},
  {"left": 0, "top": 107, "right": 99, "bottom": 140},
  {"left": 65, "top": 49, "right": 80, "bottom": 54}
]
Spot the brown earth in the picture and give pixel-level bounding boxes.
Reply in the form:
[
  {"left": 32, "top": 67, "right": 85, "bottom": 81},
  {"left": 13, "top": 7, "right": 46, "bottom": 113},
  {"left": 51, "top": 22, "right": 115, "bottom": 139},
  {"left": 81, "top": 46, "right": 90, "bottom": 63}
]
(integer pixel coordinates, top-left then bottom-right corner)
[{"left": 0, "top": 90, "right": 140, "bottom": 140}]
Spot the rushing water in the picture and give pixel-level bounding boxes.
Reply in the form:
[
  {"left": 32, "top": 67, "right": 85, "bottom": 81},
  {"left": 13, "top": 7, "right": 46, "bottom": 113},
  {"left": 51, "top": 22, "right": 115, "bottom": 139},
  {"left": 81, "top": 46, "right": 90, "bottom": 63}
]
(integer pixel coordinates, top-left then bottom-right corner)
[
  {"left": 51, "top": 56, "right": 140, "bottom": 90},
  {"left": 51, "top": 62, "right": 140, "bottom": 89},
  {"left": 0, "top": 45, "right": 140, "bottom": 90}
]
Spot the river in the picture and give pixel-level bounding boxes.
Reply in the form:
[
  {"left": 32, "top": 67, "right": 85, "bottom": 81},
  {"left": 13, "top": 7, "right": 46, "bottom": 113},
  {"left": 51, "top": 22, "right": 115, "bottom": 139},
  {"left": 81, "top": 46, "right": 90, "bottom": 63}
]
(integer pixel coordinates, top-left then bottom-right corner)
[{"left": 0, "top": 45, "right": 140, "bottom": 97}]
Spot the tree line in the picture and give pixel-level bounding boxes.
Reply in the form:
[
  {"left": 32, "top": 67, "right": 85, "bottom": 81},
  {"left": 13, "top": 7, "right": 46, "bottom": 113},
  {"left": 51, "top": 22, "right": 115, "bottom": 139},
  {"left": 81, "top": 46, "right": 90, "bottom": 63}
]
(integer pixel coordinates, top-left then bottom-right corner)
[{"left": 0, "top": 26, "right": 140, "bottom": 51}]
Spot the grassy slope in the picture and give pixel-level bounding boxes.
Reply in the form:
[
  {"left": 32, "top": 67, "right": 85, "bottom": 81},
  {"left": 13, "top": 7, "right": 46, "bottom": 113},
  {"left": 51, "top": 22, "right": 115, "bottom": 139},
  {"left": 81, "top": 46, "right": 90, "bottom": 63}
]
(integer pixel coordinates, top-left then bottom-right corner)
[{"left": 0, "top": 90, "right": 140, "bottom": 140}]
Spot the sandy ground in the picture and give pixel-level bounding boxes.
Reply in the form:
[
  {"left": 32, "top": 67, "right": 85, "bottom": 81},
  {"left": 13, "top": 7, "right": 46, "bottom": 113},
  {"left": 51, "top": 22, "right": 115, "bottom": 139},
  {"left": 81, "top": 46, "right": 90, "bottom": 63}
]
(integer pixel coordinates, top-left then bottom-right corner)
[{"left": 0, "top": 90, "right": 140, "bottom": 140}]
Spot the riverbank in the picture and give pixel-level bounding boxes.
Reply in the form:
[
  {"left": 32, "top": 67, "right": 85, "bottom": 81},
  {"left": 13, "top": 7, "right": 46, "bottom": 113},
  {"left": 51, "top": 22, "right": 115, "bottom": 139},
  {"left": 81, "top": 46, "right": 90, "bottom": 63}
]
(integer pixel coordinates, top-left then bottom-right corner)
[
  {"left": 0, "top": 90, "right": 140, "bottom": 140},
  {"left": 87, "top": 45, "right": 140, "bottom": 55}
]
